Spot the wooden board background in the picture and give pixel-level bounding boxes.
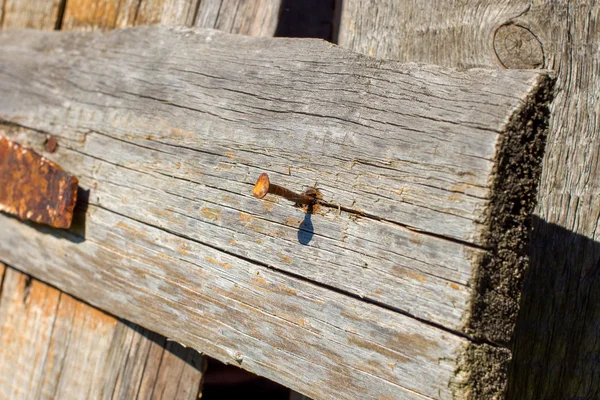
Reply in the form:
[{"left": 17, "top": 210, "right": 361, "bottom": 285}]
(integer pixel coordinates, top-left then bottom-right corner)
[
  {"left": 338, "top": 1, "right": 600, "bottom": 398},
  {"left": 0, "top": 0, "right": 281, "bottom": 399},
  {"left": 0, "top": 2, "right": 572, "bottom": 396},
  {"left": 0, "top": 264, "right": 205, "bottom": 400}
]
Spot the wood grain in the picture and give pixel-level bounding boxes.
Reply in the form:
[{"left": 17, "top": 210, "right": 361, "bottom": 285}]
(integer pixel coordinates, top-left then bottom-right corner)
[
  {"left": 60, "top": 0, "right": 281, "bottom": 32},
  {"left": 0, "top": 0, "right": 278, "bottom": 398},
  {"left": 0, "top": 26, "right": 553, "bottom": 343},
  {"left": 337, "top": 0, "right": 529, "bottom": 67},
  {"left": 0, "top": 266, "right": 205, "bottom": 400},
  {"left": 195, "top": 0, "right": 281, "bottom": 36},
  {"left": 338, "top": 1, "right": 600, "bottom": 398},
  {"left": 0, "top": 0, "right": 63, "bottom": 30},
  {"left": 60, "top": 0, "right": 198, "bottom": 31},
  {"left": 0, "top": 3, "right": 209, "bottom": 400}
]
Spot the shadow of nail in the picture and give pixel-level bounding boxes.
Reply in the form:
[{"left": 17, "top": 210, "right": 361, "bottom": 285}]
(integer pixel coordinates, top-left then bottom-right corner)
[{"left": 297, "top": 205, "right": 314, "bottom": 245}]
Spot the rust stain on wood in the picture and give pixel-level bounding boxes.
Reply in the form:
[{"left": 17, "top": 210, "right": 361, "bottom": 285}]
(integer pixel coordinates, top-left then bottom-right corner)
[
  {"left": 408, "top": 232, "right": 424, "bottom": 244},
  {"left": 151, "top": 207, "right": 174, "bottom": 217},
  {"left": 262, "top": 199, "right": 275, "bottom": 212},
  {"left": 285, "top": 217, "right": 303, "bottom": 226},
  {"left": 200, "top": 207, "right": 221, "bottom": 220},
  {"left": 347, "top": 335, "right": 411, "bottom": 365},
  {"left": 392, "top": 266, "right": 427, "bottom": 283},
  {"left": 239, "top": 212, "right": 255, "bottom": 224},
  {"left": 221, "top": 196, "right": 240, "bottom": 206},
  {"left": 205, "top": 255, "right": 232, "bottom": 269},
  {"left": 253, "top": 276, "right": 267, "bottom": 285},
  {"left": 385, "top": 332, "right": 440, "bottom": 361},
  {"left": 115, "top": 221, "right": 146, "bottom": 238},
  {"left": 279, "top": 285, "right": 297, "bottom": 296},
  {"left": 278, "top": 254, "right": 292, "bottom": 264},
  {"left": 0, "top": 136, "right": 78, "bottom": 228}
]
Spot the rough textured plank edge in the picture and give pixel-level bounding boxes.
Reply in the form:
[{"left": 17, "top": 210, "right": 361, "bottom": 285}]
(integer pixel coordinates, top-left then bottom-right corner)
[
  {"left": 451, "top": 343, "right": 510, "bottom": 399},
  {"left": 468, "top": 74, "right": 554, "bottom": 343}
]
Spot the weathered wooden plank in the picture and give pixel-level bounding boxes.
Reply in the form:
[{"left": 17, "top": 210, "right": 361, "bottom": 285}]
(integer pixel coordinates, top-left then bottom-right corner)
[
  {"left": 60, "top": 0, "right": 199, "bottom": 31},
  {"left": 0, "top": 265, "right": 204, "bottom": 400},
  {"left": 0, "top": 206, "right": 509, "bottom": 400},
  {"left": 0, "top": 0, "right": 63, "bottom": 30},
  {"left": 337, "top": 0, "right": 529, "bottom": 67},
  {"left": 340, "top": 0, "right": 600, "bottom": 399},
  {"left": 0, "top": 3, "right": 208, "bottom": 400},
  {"left": 0, "top": 267, "right": 61, "bottom": 400},
  {"left": 195, "top": 0, "right": 281, "bottom": 36},
  {"left": 0, "top": 26, "right": 552, "bottom": 344},
  {"left": 133, "top": 0, "right": 198, "bottom": 26},
  {"left": 60, "top": 0, "right": 280, "bottom": 32},
  {"left": 61, "top": 0, "right": 124, "bottom": 30},
  {"left": 338, "top": 2, "right": 600, "bottom": 399}
]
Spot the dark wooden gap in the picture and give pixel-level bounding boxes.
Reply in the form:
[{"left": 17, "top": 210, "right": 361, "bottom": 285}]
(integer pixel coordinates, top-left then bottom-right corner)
[
  {"left": 202, "top": 357, "right": 290, "bottom": 400},
  {"left": 274, "top": 0, "right": 337, "bottom": 41},
  {"left": 54, "top": 0, "right": 68, "bottom": 30}
]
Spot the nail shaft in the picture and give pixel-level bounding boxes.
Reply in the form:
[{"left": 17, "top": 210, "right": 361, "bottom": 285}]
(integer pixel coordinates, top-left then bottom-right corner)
[
  {"left": 268, "top": 184, "right": 315, "bottom": 205},
  {"left": 252, "top": 173, "right": 316, "bottom": 206}
]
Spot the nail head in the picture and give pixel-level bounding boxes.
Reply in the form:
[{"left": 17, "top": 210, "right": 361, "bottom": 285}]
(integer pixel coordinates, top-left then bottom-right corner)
[{"left": 252, "top": 173, "right": 270, "bottom": 199}]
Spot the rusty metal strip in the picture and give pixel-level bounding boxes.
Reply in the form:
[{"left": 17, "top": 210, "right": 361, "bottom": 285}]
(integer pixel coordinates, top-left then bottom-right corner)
[{"left": 0, "top": 136, "right": 78, "bottom": 229}]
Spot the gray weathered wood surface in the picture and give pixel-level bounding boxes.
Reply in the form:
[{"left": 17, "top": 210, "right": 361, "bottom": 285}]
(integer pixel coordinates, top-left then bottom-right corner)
[
  {"left": 0, "top": 1, "right": 283, "bottom": 399},
  {"left": 0, "top": 264, "right": 205, "bottom": 400},
  {"left": 0, "top": 3, "right": 214, "bottom": 399},
  {"left": 0, "top": 25, "right": 552, "bottom": 342},
  {"left": 195, "top": 0, "right": 281, "bottom": 36},
  {"left": 0, "top": 25, "right": 554, "bottom": 399},
  {"left": 338, "top": 2, "right": 600, "bottom": 399},
  {"left": 0, "top": 199, "right": 507, "bottom": 400}
]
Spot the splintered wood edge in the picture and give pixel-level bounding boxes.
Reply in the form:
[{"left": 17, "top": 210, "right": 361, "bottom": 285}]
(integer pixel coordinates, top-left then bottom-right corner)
[{"left": 466, "top": 73, "right": 556, "bottom": 344}]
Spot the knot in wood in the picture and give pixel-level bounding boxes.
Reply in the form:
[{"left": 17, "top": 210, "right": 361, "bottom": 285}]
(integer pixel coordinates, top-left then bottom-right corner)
[{"left": 494, "top": 24, "right": 544, "bottom": 69}]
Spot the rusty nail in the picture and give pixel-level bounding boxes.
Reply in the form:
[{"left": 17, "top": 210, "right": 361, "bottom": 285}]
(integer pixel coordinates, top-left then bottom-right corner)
[
  {"left": 45, "top": 135, "right": 57, "bottom": 153},
  {"left": 252, "top": 173, "right": 316, "bottom": 206}
]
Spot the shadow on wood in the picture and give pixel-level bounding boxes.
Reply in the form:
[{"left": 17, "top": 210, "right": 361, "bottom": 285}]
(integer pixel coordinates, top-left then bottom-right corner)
[
  {"left": 509, "top": 216, "right": 600, "bottom": 399},
  {"left": 297, "top": 211, "right": 314, "bottom": 246}
]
